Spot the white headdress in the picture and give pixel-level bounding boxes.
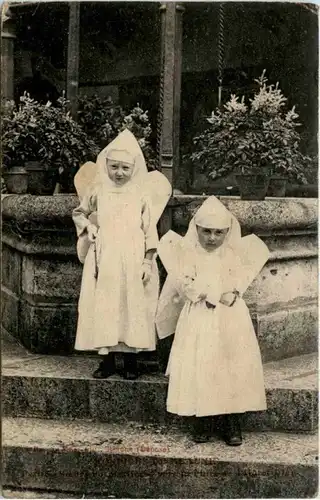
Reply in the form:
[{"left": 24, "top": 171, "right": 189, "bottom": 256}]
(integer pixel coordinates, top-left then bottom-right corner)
[
  {"left": 156, "top": 196, "right": 270, "bottom": 340},
  {"left": 74, "top": 129, "right": 148, "bottom": 198},
  {"left": 184, "top": 196, "right": 242, "bottom": 254},
  {"left": 96, "top": 128, "right": 148, "bottom": 193},
  {"left": 74, "top": 129, "right": 172, "bottom": 263}
]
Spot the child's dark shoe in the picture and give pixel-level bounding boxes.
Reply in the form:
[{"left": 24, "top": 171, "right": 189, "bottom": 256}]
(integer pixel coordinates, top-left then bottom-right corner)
[
  {"left": 223, "top": 414, "right": 243, "bottom": 446},
  {"left": 192, "top": 432, "right": 210, "bottom": 443},
  {"left": 191, "top": 417, "right": 211, "bottom": 443},
  {"left": 123, "top": 353, "right": 139, "bottom": 380},
  {"left": 92, "top": 354, "right": 116, "bottom": 379}
]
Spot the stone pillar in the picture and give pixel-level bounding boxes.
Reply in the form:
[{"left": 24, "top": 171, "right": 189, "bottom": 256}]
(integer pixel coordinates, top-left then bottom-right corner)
[
  {"left": 1, "top": 195, "right": 81, "bottom": 355},
  {"left": 158, "top": 2, "right": 184, "bottom": 187},
  {"left": 66, "top": 2, "right": 80, "bottom": 120},
  {"left": 1, "top": 7, "right": 16, "bottom": 100}
]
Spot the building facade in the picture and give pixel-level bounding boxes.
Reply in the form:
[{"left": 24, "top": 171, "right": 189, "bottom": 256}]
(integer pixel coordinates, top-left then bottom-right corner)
[{"left": 1, "top": 2, "right": 318, "bottom": 191}]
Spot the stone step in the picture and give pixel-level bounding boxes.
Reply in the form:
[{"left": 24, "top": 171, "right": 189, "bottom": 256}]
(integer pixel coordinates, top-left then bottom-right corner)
[
  {"left": 2, "top": 417, "right": 318, "bottom": 498},
  {"left": 2, "top": 489, "right": 84, "bottom": 499},
  {"left": 2, "top": 489, "right": 115, "bottom": 499},
  {"left": 2, "top": 332, "right": 318, "bottom": 433}
]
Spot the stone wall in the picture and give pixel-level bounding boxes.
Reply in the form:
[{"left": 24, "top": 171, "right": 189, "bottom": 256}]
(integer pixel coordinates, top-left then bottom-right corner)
[
  {"left": 1, "top": 194, "right": 317, "bottom": 362},
  {"left": 2, "top": 195, "right": 80, "bottom": 354}
]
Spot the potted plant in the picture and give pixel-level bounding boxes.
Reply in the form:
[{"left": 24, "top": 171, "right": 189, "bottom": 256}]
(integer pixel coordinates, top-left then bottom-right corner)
[
  {"left": 2, "top": 93, "right": 99, "bottom": 195},
  {"left": 120, "top": 104, "right": 157, "bottom": 170},
  {"left": 1, "top": 99, "right": 28, "bottom": 194},
  {"left": 78, "top": 96, "right": 157, "bottom": 170},
  {"left": 77, "top": 95, "right": 125, "bottom": 150},
  {"left": 190, "top": 71, "right": 309, "bottom": 200}
]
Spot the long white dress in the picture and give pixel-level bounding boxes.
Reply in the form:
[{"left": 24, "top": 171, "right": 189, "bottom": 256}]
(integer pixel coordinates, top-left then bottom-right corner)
[
  {"left": 162, "top": 243, "right": 267, "bottom": 417},
  {"left": 156, "top": 193, "right": 270, "bottom": 418},
  {"left": 73, "top": 184, "right": 158, "bottom": 352},
  {"left": 73, "top": 129, "right": 171, "bottom": 355}
]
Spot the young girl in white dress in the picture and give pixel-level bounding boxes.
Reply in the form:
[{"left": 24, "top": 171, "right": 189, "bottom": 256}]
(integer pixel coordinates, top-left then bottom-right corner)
[
  {"left": 156, "top": 196, "right": 270, "bottom": 445},
  {"left": 73, "top": 129, "right": 170, "bottom": 380}
]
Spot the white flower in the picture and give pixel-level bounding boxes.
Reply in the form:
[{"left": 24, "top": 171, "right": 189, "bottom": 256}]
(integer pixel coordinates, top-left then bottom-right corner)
[
  {"left": 285, "top": 106, "right": 299, "bottom": 121},
  {"left": 224, "top": 95, "right": 247, "bottom": 113},
  {"left": 250, "top": 83, "right": 286, "bottom": 113},
  {"left": 207, "top": 111, "right": 216, "bottom": 124}
]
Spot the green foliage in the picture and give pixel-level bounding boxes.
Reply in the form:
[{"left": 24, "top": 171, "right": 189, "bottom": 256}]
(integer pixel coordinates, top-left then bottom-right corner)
[
  {"left": 190, "top": 71, "right": 312, "bottom": 184},
  {"left": 77, "top": 95, "right": 125, "bottom": 149},
  {"left": 2, "top": 92, "right": 157, "bottom": 189},
  {"left": 2, "top": 93, "right": 99, "bottom": 177},
  {"left": 78, "top": 96, "right": 156, "bottom": 170},
  {"left": 120, "top": 104, "right": 156, "bottom": 170}
]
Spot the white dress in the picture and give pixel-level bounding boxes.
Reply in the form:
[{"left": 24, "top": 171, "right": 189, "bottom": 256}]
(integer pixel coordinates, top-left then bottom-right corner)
[
  {"left": 73, "top": 184, "right": 159, "bottom": 352},
  {"left": 161, "top": 243, "right": 267, "bottom": 417}
]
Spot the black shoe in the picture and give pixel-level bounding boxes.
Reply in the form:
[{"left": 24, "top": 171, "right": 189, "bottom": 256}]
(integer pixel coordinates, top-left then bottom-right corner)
[
  {"left": 191, "top": 417, "right": 211, "bottom": 443},
  {"left": 223, "top": 414, "right": 243, "bottom": 446},
  {"left": 92, "top": 354, "right": 116, "bottom": 379},
  {"left": 123, "top": 353, "right": 139, "bottom": 380}
]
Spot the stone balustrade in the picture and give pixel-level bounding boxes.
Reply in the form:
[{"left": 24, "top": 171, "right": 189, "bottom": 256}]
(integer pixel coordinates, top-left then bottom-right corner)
[{"left": 1, "top": 194, "right": 317, "bottom": 362}]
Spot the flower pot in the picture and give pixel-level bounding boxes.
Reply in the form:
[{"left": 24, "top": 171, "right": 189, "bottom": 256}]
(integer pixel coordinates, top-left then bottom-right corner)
[
  {"left": 189, "top": 172, "right": 240, "bottom": 196},
  {"left": 3, "top": 166, "right": 28, "bottom": 194},
  {"left": 235, "top": 173, "right": 270, "bottom": 201},
  {"left": 267, "top": 176, "right": 287, "bottom": 197},
  {"left": 25, "top": 161, "right": 57, "bottom": 195}
]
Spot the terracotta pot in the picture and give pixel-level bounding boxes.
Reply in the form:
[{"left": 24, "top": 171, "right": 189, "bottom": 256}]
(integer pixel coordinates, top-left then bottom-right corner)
[
  {"left": 189, "top": 172, "right": 240, "bottom": 196},
  {"left": 3, "top": 166, "right": 28, "bottom": 194},
  {"left": 25, "top": 161, "right": 57, "bottom": 195},
  {"left": 267, "top": 176, "right": 287, "bottom": 197},
  {"left": 286, "top": 184, "right": 318, "bottom": 198},
  {"left": 235, "top": 173, "right": 270, "bottom": 200}
]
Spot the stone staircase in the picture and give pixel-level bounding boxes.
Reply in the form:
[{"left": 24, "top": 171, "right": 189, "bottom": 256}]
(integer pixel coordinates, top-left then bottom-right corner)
[{"left": 1, "top": 329, "right": 318, "bottom": 498}]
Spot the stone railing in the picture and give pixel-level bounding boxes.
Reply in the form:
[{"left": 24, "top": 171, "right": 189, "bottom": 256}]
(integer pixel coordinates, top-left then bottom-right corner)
[{"left": 2, "top": 194, "right": 317, "bottom": 362}]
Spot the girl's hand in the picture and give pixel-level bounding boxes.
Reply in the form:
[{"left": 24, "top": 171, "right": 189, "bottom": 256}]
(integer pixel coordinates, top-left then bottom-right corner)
[
  {"left": 220, "top": 292, "right": 237, "bottom": 307},
  {"left": 183, "top": 275, "right": 207, "bottom": 303},
  {"left": 87, "top": 223, "right": 98, "bottom": 243},
  {"left": 142, "top": 260, "right": 152, "bottom": 284}
]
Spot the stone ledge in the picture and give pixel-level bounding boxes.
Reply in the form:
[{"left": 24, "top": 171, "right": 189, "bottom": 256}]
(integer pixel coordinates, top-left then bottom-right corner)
[
  {"left": 256, "top": 303, "right": 318, "bottom": 362},
  {"left": 2, "top": 490, "right": 82, "bottom": 499},
  {"left": 3, "top": 417, "right": 318, "bottom": 498},
  {"left": 263, "top": 234, "right": 317, "bottom": 261},
  {"left": 170, "top": 195, "right": 318, "bottom": 234},
  {"left": 2, "top": 194, "right": 78, "bottom": 226},
  {"left": 2, "top": 194, "right": 317, "bottom": 234}
]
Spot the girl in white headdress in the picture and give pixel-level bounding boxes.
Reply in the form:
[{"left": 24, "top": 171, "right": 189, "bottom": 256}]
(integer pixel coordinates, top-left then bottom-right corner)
[
  {"left": 73, "top": 129, "right": 170, "bottom": 380},
  {"left": 156, "top": 196, "right": 270, "bottom": 446}
]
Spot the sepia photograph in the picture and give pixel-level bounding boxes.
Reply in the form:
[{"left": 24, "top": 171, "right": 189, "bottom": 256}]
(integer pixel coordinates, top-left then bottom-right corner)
[{"left": 1, "top": 0, "right": 318, "bottom": 498}]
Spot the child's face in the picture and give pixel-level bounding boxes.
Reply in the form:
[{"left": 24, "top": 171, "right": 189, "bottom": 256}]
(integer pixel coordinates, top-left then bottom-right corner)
[
  {"left": 106, "top": 160, "right": 134, "bottom": 186},
  {"left": 196, "top": 225, "right": 229, "bottom": 252}
]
